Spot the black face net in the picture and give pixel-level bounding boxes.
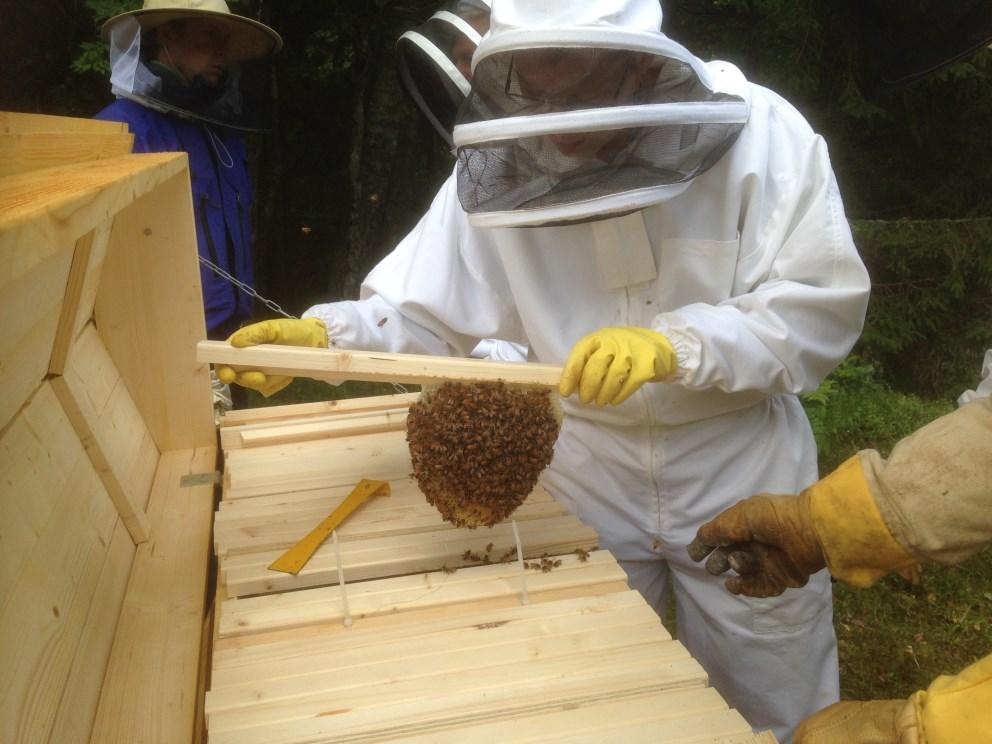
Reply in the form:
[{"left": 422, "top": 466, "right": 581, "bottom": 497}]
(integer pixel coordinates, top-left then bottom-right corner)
[
  {"left": 453, "top": 48, "right": 747, "bottom": 226},
  {"left": 396, "top": 0, "right": 491, "bottom": 147},
  {"left": 108, "top": 17, "right": 274, "bottom": 132}
]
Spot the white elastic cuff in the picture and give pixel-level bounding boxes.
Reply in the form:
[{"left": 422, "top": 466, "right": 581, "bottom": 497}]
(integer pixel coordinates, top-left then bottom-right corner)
[
  {"left": 302, "top": 302, "right": 349, "bottom": 346},
  {"left": 652, "top": 322, "right": 700, "bottom": 383}
]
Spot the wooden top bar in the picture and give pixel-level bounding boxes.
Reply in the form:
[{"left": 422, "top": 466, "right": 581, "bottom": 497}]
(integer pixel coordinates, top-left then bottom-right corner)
[{"left": 198, "top": 341, "right": 563, "bottom": 387}]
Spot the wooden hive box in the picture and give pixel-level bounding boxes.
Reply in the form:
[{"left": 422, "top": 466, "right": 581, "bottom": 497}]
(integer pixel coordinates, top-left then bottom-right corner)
[
  {"left": 207, "top": 397, "right": 779, "bottom": 744},
  {"left": 2, "top": 111, "right": 778, "bottom": 743},
  {"left": 1, "top": 111, "right": 217, "bottom": 743}
]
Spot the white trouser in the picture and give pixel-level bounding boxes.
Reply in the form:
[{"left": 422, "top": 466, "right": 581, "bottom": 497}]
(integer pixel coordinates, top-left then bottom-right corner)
[
  {"left": 540, "top": 397, "right": 839, "bottom": 743},
  {"left": 619, "top": 560, "right": 838, "bottom": 744}
]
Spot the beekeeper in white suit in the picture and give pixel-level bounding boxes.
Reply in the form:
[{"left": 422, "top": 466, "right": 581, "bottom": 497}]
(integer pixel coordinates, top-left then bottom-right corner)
[
  {"left": 219, "top": 2, "right": 870, "bottom": 739},
  {"left": 395, "top": 0, "right": 527, "bottom": 363}
]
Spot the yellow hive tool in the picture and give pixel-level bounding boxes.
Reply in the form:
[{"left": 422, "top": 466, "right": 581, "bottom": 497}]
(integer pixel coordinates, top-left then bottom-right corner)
[{"left": 268, "top": 479, "right": 391, "bottom": 575}]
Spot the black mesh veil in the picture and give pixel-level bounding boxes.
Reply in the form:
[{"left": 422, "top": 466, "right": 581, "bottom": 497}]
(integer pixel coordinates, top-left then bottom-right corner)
[
  {"left": 453, "top": 48, "right": 747, "bottom": 226},
  {"left": 107, "top": 16, "right": 273, "bottom": 131},
  {"left": 396, "top": 0, "right": 491, "bottom": 147}
]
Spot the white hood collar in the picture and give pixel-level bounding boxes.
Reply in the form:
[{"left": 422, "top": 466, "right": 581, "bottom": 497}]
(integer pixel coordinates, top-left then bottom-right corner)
[{"left": 475, "top": 0, "right": 717, "bottom": 90}]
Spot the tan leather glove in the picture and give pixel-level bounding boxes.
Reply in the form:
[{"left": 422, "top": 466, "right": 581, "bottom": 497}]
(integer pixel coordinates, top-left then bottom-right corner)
[
  {"left": 794, "top": 699, "right": 917, "bottom": 744},
  {"left": 559, "top": 326, "right": 677, "bottom": 406},
  {"left": 686, "top": 493, "right": 826, "bottom": 597},
  {"left": 688, "top": 455, "right": 922, "bottom": 595},
  {"left": 216, "top": 317, "right": 328, "bottom": 397},
  {"left": 796, "top": 648, "right": 992, "bottom": 743}
]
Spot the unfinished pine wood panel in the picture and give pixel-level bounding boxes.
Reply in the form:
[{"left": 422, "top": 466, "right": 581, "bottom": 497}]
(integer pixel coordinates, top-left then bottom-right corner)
[
  {"left": 89, "top": 447, "right": 217, "bottom": 744},
  {"left": 47, "top": 521, "right": 135, "bottom": 744},
  {"left": 208, "top": 620, "right": 683, "bottom": 721},
  {"left": 0, "top": 153, "right": 187, "bottom": 268},
  {"left": 70, "top": 222, "right": 114, "bottom": 345},
  {"left": 392, "top": 705, "right": 751, "bottom": 744},
  {"left": 223, "top": 515, "right": 597, "bottom": 597},
  {"left": 211, "top": 591, "right": 651, "bottom": 679},
  {"left": 0, "top": 153, "right": 190, "bottom": 432},
  {"left": 0, "top": 383, "right": 99, "bottom": 605},
  {"left": 208, "top": 640, "right": 703, "bottom": 741},
  {"left": 219, "top": 391, "right": 420, "bottom": 427},
  {"left": 0, "top": 384, "right": 120, "bottom": 744},
  {"left": 198, "top": 341, "right": 563, "bottom": 387},
  {"left": 205, "top": 553, "right": 746, "bottom": 744},
  {"left": 384, "top": 688, "right": 745, "bottom": 743},
  {"left": 0, "top": 236, "right": 72, "bottom": 431},
  {"left": 0, "top": 111, "right": 128, "bottom": 135},
  {"left": 95, "top": 166, "right": 215, "bottom": 452},
  {"left": 220, "top": 550, "right": 627, "bottom": 638},
  {"left": 215, "top": 413, "right": 598, "bottom": 596},
  {"left": 47, "top": 228, "right": 97, "bottom": 376},
  {"left": 208, "top": 598, "right": 665, "bottom": 706},
  {"left": 391, "top": 708, "right": 765, "bottom": 744},
  {"left": 0, "top": 131, "right": 135, "bottom": 178},
  {"left": 51, "top": 322, "right": 159, "bottom": 543},
  {"left": 223, "top": 429, "right": 414, "bottom": 499},
  {"left": 48, "top": 222, "right": 112, "bottom": 375},
  {"left": 214, "top": 480, "right": 563, "bottom": 558},
  {"left": 222, "top": 406, "right": 409, "bottom": 450}
]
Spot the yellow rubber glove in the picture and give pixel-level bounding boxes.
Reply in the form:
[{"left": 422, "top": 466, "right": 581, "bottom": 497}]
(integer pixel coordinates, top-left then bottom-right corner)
[
  {"left": 216, "top": 317, "right": 328, "bottom": 397},
  {"left": 559, "top": 327, "right": 677, "bottom": 406}
]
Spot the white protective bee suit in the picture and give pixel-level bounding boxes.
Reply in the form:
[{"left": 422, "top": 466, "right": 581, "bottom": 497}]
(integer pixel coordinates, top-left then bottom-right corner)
[{"left": 305, "top": 2, "right": 870, "bottom": 739}]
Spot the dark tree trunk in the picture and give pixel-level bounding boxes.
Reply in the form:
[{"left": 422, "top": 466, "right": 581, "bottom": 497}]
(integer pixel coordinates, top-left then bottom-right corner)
[
  {"left": 250, "top": 0, "right": 449, "bottom": 316},
  {"left": 0, "top": 0, "right": 103, "bottom": 114}
]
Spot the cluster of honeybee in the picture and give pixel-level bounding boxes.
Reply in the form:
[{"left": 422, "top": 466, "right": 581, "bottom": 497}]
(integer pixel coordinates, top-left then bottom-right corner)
[{"left": 406, "top": 381, "right": 560, "bottom": 528}]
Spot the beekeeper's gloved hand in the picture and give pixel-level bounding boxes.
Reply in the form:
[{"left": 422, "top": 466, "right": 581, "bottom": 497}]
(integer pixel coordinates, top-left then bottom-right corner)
[
  {"left": 216, "top": 317, "right": 327, "bottom": 397},
  {"left": 686, "top": 492, "right": 826, "bottom": 597},
  {"left": 794, "top": 699, "right": 915, "bottom": 744},
  {"left": 559, "top": 327, "right": 677, "bottom": 406},
  {"left": 688, "top": 455, "right": 923, "bottom": 596},
  {"left": 796, "top": 651, "right": 992, "bottom": 743}
]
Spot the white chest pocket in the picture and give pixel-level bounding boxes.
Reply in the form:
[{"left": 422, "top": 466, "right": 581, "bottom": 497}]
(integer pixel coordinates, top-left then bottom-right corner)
[
  {"left": 591, "top": 212, "right": 657, "bottom": 290},
  {"left": 653, "top": 237, "right": 740, "bottom": 310}
]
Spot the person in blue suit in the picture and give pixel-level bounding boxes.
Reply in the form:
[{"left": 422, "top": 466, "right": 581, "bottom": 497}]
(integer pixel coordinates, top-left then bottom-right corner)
[{"left": 96, "top": 0, "right": 281, "bottom": 342}]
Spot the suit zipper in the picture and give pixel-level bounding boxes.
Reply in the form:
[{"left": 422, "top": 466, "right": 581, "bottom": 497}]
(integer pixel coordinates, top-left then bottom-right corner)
[
  {"left": 233, "top": 190, "right": 246, "bottom": 316},
  {"left": 199, "top": 196, "right": 221, "bottom": 265}
]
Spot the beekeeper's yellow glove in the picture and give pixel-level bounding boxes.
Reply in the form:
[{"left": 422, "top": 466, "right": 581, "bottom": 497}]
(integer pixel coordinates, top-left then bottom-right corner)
[
  {"left": 795, "top": 652, "right": 992, "bottom": 743},
  {"left": 793, "top": 699, "right": 914, "bottom": 744},
  {"left": 912, "top": 652, "right": 992, "bottom": 744},
  {"left": 559, "top": 327, "right": 677, "bottom": 406},
  {"left": 216, "top": 318, "right": 327, "bottom": 397}
]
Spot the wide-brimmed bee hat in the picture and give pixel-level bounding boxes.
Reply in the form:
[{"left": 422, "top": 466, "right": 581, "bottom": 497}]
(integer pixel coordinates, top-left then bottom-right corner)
[{"left": 102, "top": 0, "right": 282, "bottom": 62}]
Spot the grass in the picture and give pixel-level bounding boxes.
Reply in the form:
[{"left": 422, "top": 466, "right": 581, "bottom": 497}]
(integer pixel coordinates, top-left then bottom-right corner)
[
  {"left": 834, "top": 548, "right": 992, "bottom": 700},
  {"left": 233, "top": 369, "right": 992, "bottom": 702}
]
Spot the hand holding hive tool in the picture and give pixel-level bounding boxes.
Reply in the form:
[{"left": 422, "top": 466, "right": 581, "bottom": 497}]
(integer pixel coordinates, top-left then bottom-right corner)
[{"left": 268, "top": 479, "right": 391, "bottom": 574}]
